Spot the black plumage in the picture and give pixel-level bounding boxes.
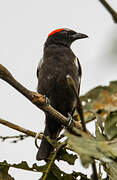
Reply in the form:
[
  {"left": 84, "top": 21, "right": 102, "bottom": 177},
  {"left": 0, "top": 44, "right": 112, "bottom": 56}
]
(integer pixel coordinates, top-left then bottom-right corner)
[{"left": 36, "top": 28, "right": 88, "bottom": 160}]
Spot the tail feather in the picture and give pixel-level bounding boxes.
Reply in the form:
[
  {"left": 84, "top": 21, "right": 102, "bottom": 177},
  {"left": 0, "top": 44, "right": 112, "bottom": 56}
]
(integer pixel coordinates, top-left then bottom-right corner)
[
  {"left": 36, "top": 134, "right": 53, "bottom": 161},
  {"left": 36, "top": 116, "right": 61, "bottom": 161}
]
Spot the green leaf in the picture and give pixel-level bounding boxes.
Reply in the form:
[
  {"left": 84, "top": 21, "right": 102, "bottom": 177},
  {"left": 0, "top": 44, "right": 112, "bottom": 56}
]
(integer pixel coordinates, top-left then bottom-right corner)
[
  {"left": 57, "top": 148, "right": 77, "bottom": 165},
  {"left": 0, "top": 163, "right": 14, "bottom": 180},
  {"left": 105, "top": 111, "right": 117, "bottom": 140},
  {"left": 95, "top": 123, "right": 106, "bottom": 141},
  {"left": 80, "top": 81, "right": 117, "bottom": 116},
  {"left": 0, "top": 160, "right": 48, "bottom": 173},
  {"left": 105, "top": 162, "right": 117, "bottom": 180},
  {"left": 41, "top": 164, "right": 89, "bottom": 180},
  {"left": 65, "top": 130, "right": 117, "bottom": 167}
]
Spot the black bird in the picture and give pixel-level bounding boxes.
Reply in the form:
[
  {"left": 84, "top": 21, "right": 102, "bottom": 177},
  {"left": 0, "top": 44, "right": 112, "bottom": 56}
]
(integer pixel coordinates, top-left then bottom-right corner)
[{"left": 36, "top": 28, "right": 88, "bottom": 160}]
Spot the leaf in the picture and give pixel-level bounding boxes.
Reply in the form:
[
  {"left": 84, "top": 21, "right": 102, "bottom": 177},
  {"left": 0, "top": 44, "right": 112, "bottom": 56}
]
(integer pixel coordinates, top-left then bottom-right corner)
[
  {"left": 40, "top": 164, "right": 89, "bottom": 180},
  {"left": 95, "top": 123, "right": 106, "bottom": 141},
  {"left": 0, "top": 163, "right": 15, "bottom": 180},
  {"left": 65, "top": 130, "right": 117, "bottom": 167},
  {"left": 57, "top": 148, "right": 77, "bottom": 165},
  {"left": 105, "top": 162, "right": 117, "bottom": 180},
  {"left": 0, "top": 161, "right": 48, "bottom": 173},
  {"left": 105, "top": 111, "right": 117, "bottom": 140},
  {"left": 80, "top": 81, "right": 117, "bottom": 122}
]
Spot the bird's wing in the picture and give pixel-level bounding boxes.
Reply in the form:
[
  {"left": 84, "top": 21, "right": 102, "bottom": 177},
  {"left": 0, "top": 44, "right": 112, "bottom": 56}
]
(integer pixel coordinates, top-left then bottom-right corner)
[
  {"left": 74, "top": 57, "right": 86, "bottom": 130},
  {"left": 74, "top": 57, "right": 82, "bottom": 95},
  {"left": 36, "top": 58, "right": 43, "bottom": 78}
]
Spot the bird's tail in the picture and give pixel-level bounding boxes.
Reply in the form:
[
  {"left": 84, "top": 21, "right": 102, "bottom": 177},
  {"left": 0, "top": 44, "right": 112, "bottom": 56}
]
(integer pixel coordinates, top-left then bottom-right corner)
[
  {"left": 36, "top": 129, "right": 53, "bottom": 161},
  {"left": 36, "top": 116, "right": 61, "bottom": 161}
]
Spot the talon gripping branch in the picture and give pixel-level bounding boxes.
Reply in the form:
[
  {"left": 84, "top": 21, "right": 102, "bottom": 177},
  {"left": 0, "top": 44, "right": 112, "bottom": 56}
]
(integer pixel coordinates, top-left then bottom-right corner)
[{"left": 36, "top": 28, "right": 88, "bottom": 161}]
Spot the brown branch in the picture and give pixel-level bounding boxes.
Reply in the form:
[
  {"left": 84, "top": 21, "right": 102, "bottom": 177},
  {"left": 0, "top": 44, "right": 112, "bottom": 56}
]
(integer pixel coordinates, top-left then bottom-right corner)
[
  {"left": 0, "top": 134, "right": 28, "bottom": 142},
  {"left": 0, "top": 64, "right": 81, "bottom": 136},
  {"left": 99, "top": 0, "right": 117, "bottom": 23},
  {"left": 0, "top": 118, "right": 42, "bottom": 139}
]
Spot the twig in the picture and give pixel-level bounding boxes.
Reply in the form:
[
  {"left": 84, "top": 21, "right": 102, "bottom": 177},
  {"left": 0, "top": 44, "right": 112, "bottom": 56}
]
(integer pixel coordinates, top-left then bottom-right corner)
[
  {"left": 0, "top": 134, "right": 28, "bottom": 142},
  {"left": 35, "top": 132, "right": 43, "bottom": 148},
  {"left": 99, "top": 0, "right": 117, "bottom": 23},
  {"left": 91, "top": 162, "right": 99, "bottom": 180},
  {"left": 0, "top": 118, "right": 42, "bottom": 139},
  {"left": 42, "top": 142, "right": 66, "bottom": 180},
  {"left": 0, "top": 64, "right": 81, "bottom": 136},
  {"left": 99, "top": 162, "right": 102, "bottom": 180}
]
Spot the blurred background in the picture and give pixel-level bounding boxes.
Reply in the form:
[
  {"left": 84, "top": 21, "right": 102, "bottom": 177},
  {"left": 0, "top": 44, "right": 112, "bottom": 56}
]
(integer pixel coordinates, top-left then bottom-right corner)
[{"left": 0, "top": 0, "right": 117, "bottom": 179}]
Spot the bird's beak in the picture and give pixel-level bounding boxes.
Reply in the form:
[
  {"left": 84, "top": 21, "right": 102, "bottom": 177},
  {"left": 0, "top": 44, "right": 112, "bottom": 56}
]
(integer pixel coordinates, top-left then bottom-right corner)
[{"left": 71, "top": 33, "right": 88, "bottom": 41}]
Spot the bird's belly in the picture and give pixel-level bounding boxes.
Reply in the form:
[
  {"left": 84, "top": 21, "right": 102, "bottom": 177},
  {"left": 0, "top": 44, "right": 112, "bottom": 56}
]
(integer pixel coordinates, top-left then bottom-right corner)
[
  {"left": 38, "top": 60, "right": 78, "bottom": 115},
  {"left": 47, "top": 77, "right": 76, "bottom": 115},
  {"left": 52, "top": 88, "right": 76, "bottom": 116}
]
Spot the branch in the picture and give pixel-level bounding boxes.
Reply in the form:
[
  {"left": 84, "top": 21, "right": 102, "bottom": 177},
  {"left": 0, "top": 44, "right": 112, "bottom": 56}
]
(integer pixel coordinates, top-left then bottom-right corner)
[
  {"left": 0, "top": 134, "right": 28, "bottom": 142},
  {"left": 0, "top": 118, "right": 42, "bottom": 139},
  {"left": 42, "top": 142, "right": 65, "bottom": 180},
  {"left": 0, "top": 65, "right": 99, "bottom": 178},
  {"left": 99, "top": 0, "right": 117, "bottom": 23},
  {"left": 0, "top": 64, "right": 81, "bottom": 136}
]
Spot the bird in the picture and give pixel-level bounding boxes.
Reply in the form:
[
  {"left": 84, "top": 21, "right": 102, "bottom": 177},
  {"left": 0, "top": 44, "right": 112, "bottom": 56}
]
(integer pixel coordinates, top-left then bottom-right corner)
[{"left": 36, "top": 28, "right": 88, "bottom": 161}]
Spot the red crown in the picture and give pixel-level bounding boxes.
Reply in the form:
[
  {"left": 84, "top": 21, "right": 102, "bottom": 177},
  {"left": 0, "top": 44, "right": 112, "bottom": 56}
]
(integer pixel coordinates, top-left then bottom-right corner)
[{"left": 48, "top": 28, "right": 64, "bottom": 37}]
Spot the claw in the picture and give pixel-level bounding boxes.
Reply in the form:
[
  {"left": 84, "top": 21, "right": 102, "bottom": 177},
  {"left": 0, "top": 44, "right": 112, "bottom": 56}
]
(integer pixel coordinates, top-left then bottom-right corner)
[
  {"left": 67, "top": 113, "right": 75, "bottom": 127},
  {"left": 43, "top": 95, "right": 50, "bottom": 105}
]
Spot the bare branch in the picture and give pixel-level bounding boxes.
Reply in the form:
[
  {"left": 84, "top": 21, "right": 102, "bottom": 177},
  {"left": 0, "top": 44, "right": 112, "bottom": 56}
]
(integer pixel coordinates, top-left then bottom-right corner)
[
  {"left": 0, "top": 118, "right": 42, "bottom": 139},
  {"left": 99, "top": 0, "right": 117, "bottom": 23},
  {"left": 0, "top": 64, "right": 82, "bottom": 136},
  {"left": 0, "top": 134, "right": 28, "bottom": 142}
]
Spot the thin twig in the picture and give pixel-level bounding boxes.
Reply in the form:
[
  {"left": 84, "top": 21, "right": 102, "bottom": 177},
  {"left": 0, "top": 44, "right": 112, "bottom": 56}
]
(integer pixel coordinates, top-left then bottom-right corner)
[
  {"left": 99, "top": 0, "right": 117, "bottom": 23},
  {"left": 91, "top": 162, "right": 99, "bottom": 180},
  {"left": 0, "top": 134, "right": 28, "bottom": 142},
  {"left": 35, "top": 132, "right": 43, "bottom": 148},
  {"left": 0, "top": 118, "right": 42, "bottom": 139},
  {"left": 42, "top": 142, "right": 66, "bottom": 180}
]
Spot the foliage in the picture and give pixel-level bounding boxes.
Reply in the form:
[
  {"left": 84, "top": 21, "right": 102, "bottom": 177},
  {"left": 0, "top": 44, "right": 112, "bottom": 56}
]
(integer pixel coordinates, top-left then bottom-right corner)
[{"left": 1, "top": 81, "right": 117, "bottom": 179}]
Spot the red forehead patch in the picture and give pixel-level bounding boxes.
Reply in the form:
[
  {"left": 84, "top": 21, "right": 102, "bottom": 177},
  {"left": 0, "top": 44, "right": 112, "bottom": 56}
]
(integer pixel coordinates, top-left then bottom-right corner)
[{"left": 48, "top": 28, "right": 64, "bottom": 37}]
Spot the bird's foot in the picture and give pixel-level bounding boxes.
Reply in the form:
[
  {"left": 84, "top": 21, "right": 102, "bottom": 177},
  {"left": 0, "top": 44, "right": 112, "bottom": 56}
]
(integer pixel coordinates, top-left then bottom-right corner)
[
  {"left": 67, "top": 113, "right": 75, "bottom": 128},
  {"left": 43, "top": 95, "right": 50, "bottom": 105}
]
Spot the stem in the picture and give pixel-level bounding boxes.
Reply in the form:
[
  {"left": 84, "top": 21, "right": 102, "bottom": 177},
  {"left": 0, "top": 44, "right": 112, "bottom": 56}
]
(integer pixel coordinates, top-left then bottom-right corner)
[
  {"left": 91, "top": 162, "right": 98, "bottom": 180},
  {"left": 0, "top": 134, "right": 28, "bottom": 141},
  {"left": 99, "top": 0, "right": 117, "bottom": 23},
  {"left": 42, "top": 143, "right": 65, "bottom": 180},
  {"left": 0, "top": 118, "right": 41, "bottom": 139}
]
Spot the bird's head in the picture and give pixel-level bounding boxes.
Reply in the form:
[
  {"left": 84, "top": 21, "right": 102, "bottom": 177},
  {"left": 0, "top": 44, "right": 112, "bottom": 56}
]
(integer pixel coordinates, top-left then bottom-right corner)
[{"left": 45, "top": 28, "right": 88, "bottom": 47}]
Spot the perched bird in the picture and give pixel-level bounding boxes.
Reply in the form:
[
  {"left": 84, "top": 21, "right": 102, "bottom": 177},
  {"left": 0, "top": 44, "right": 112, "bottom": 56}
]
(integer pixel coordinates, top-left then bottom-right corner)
[{"left": 36, "top": 28, "right": 88, "bottom": 161}]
